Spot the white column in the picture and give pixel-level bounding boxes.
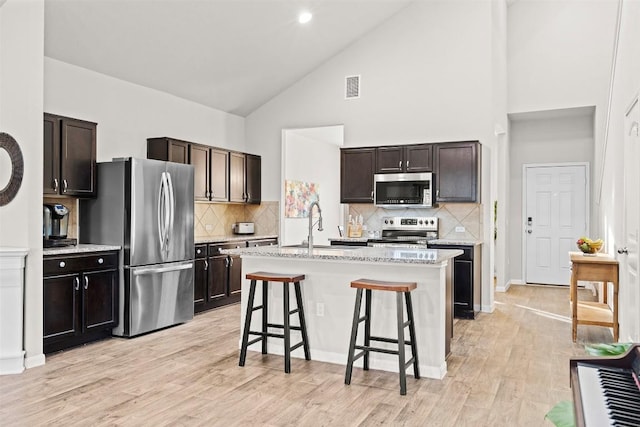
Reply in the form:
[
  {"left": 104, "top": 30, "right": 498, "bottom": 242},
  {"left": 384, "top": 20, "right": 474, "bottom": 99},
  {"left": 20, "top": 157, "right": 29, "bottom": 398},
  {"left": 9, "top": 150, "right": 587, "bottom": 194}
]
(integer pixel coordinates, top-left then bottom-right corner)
[{"left": 0, "top": 247, "right": 29, "bottom": 374}]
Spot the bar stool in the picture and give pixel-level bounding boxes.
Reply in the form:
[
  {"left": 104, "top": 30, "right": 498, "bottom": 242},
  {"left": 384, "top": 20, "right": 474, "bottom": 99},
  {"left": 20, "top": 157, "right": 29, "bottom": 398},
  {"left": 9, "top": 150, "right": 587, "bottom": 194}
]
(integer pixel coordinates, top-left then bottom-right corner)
[
  {"left": 345, "top": 278, "right": 420, "bottom": 395},
  {"left": 239, "top": 271, "right": 311, "bottom": 373}
]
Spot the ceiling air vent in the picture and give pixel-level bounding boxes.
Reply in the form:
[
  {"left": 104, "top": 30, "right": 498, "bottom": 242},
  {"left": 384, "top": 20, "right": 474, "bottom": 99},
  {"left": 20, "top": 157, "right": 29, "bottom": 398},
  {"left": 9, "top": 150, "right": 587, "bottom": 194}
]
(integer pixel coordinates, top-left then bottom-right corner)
[{"left": 345, "top": 75, "right": 360, "bottom": 99}]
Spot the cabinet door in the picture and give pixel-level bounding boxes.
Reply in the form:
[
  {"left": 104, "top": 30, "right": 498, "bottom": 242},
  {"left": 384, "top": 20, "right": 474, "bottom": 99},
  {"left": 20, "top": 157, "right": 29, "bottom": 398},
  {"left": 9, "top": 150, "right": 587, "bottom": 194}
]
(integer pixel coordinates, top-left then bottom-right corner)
[
  {"left": 147, "top": 138, "right": 188, "bottom": 164},
  {"left": 229, "top": 152, "right": 246, "bottom": 202},
  {"left": 43, "top": 274, "right": 79, "bottom": 340},
  {"left": 434, "top": 141, "right": 479, "bottom": 202},
  {"left": 376, "top": 146, "right": 404, "bottom": 173},
  {"left": 210, "top": 149, "right": 229, "bottom": 202},
  {"left": 82, "top": 270, "right": 118, "bottom": 331},
  {"left": 194, "top": 257, "right": 207, "bottom": 311},
  {"left": 60, "top": 117, "right": 97, "bottom": 197},
  {"left": 405, "top": 144, "right": 432, "bottom": 172},
  {"left": 245, "top": 154, "right": 261, "bottom": 204},
  {"left": 453, "top": 259, "right": 474, "bottom": 317},
  {"left": 190, "top": 144, "right": 210, "bottom": 201},
  {"left": 169, "top": 141, "right": 189, "bottom": 164},
  {"left": 43, "top": 114, "right": 60, "bottom": 195},
  {"left": 228, "top": 255, "right": 242, "bottom": 296},
  {"left": 340, "top": 148, "right": 375, "bottom": 203},
  {"left": 208, "top": 256, "right": 228, "bottom": 301}
]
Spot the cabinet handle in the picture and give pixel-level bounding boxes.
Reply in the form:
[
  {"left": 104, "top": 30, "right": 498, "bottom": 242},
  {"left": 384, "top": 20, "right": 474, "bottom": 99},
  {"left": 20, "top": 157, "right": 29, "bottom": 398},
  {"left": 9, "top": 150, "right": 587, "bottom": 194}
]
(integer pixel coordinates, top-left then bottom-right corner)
[
  {"left": 229, "top": 257, "right": 234, "bottom": 266},
  {"left": 371, "top": 191, "right": 374, "bottom": 199},
  {"left": 84, "top": 276, "right": 89, "bottom": 290},
  {"left": 204, "top": 260, "right": 208, "bottom": 270},
  {"left": 97, "top": 258, "right": 104, "bottom": 264},
  {"left": 406, "top": 160, "right": 409, "bottom": 169},
  {"left": 74, "top": 277, "right": 80, "bottom": 291},
  {"left": 53, "top": 178, "right": 59, "bottom": 192},
  {"left": 398, "top": 161, "right": 401, "bottom": 168},
  {"left": 59, "top": 261, "right": 66, "bottom": 268},
  {"left": 62, "top": 179, "right": 68, "bottom": 193},
  {"left": 196, "top": 249, "right": 201, "bottom": 255},
  {"left": 247, "top": 192, "right": 251, "bottom": 201},
  {"left": 224, "top": 257, "right": 229, "bottom": 268}
]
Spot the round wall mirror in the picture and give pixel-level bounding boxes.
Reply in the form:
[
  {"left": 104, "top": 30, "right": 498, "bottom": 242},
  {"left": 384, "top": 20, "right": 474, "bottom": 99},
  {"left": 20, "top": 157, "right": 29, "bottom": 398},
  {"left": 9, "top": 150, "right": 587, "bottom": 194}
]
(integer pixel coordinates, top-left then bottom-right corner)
[{"left": 0, "top": 133, "right": 24, "bottom": 206}]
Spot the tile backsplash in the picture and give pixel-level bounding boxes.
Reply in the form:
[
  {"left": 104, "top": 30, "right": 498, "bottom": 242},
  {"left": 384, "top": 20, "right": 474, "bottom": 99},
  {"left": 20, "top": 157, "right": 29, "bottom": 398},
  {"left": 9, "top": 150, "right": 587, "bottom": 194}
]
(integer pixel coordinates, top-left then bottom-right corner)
[
  {"left": 348, "top": 203, "right": 483, "bottom": 241},
  {"left": 194, "top": 201, "right": 279, "bottom": 238}
]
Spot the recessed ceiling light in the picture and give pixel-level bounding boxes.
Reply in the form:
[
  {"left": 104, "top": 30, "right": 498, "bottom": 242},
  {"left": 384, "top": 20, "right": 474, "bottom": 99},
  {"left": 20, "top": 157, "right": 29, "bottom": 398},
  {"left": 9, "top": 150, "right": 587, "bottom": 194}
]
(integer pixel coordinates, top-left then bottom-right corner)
[{"left": 298, "top": 11, "right": 312, "bottom": 24}]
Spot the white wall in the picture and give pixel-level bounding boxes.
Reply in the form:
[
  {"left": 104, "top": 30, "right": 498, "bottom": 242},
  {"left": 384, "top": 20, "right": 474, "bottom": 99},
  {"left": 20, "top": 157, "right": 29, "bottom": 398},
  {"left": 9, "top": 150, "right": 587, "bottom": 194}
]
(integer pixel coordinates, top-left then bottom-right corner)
[
  {"left": 45, "top": 58, "right": 246, "bottom": 161},
  {"left": 281, "top": 126, "right": 342, "bottom": 247},
  {"left": 508, "top": 112, "right": 595, "bottom": 282},
  {"left": 0, "top": 0, "right": 46, "bottom": 368},
  {"left": 246, "top": 0, "right": 499, "bottom": 312},
  {"left": 599, "top": 0, "right": 640, "bottom": 342}
]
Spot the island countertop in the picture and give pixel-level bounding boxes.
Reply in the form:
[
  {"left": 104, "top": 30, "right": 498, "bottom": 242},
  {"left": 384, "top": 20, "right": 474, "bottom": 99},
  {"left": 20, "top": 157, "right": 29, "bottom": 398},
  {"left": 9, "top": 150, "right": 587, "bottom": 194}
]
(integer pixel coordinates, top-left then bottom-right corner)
[{"left": 222, "top": 245, "right": 462, "bottom": 265}]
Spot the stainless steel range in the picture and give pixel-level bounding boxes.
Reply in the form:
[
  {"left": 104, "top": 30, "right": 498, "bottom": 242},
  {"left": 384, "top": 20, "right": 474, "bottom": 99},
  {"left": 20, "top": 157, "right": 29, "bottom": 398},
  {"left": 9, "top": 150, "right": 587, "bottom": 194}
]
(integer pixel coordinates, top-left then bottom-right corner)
[{"left": 367, "top": 216, "right": 438, "bottom": 248}]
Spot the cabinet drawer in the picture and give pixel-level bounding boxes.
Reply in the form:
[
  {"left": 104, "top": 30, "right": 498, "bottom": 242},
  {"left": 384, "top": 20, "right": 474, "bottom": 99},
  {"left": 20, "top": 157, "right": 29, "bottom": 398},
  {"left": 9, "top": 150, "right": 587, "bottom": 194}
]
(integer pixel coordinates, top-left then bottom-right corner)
[
  {"left": 208, "top": 241, "right": 246, "bottom": 256},
  {"left": 44, "top": 252, "right": 118, "bottom": 276},
  {"left": 195, "top": 245, "right": 207, "bottom": 259}
]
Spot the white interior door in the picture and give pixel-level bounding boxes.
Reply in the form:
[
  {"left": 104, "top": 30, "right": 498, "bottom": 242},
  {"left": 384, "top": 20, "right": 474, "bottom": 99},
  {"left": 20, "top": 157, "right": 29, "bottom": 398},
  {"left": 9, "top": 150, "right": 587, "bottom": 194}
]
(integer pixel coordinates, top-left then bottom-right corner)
[
  {"left": 620, "top": 97, "right": 640, "bottom": 342},
  {"left": 525, "top": 164, "right": 588, "bottom": 285}
]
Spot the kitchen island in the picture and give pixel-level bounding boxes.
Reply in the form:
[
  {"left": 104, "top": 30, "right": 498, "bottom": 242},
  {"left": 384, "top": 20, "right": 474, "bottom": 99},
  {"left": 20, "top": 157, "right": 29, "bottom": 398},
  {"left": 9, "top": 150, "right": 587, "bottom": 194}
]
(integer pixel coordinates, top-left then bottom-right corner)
[{"left": 224, "top": 245, "right": 462, "bottom": 379}]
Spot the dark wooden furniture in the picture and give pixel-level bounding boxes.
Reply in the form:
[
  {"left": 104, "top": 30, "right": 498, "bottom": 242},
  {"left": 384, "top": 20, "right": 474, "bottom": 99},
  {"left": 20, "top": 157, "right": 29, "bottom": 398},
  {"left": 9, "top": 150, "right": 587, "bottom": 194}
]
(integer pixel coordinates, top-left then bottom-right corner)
[
  {"left": 239, "top": 271, "right": 311, "bottom": 373},
  {"left": 434, "top": 141, "right": 480, "bottom": 203},
  {"left": 427, "top": 242, "right": 481, "bottom": 319},
  {"left": 569, "top": 252, "right": 619, "bottom": 342},
  {"left": 570, "top": 344, "right": 640, "bottom": 426},
  {"left": 44, "top": 113, "right": 97, "bottom": 197},
  {"left": 43, "top": 251, "right": 118, "bottom": 353},
  {"left": 340, "top": 148, "right": 376, "bottom": 203},
  {"left": 194, "top": 238, "right": 278, "bottom": 313},
  {"left": 376, "top": 144, "right": 432, "bottom": 173},
  {"left": 147, "top": 137, "right": 260, "bottom": 204},
  {"left": 345, "top": 278, "right": 420, "bottom": 395}
]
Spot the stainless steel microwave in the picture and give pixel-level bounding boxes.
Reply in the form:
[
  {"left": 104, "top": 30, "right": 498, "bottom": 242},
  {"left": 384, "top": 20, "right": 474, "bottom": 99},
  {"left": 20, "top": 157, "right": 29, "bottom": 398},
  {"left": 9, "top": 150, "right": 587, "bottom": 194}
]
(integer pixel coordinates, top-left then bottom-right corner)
[{"left": 374, "top": 172, "right": 434, "bottom": 208}]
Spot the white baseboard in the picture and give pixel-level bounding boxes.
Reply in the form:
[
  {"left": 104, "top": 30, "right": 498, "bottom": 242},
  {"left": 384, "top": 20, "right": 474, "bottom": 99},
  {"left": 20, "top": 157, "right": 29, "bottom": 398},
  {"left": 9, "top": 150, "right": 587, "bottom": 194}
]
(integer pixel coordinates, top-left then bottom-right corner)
[
  {"left": 481, "top": 304, "right": 495, "bottom": 313},
  {"left": 0, "top": 351, "right": 25, "bottom": 375},
  {"left": 24, "top": 353, "right": 45, "bottom": 369}
]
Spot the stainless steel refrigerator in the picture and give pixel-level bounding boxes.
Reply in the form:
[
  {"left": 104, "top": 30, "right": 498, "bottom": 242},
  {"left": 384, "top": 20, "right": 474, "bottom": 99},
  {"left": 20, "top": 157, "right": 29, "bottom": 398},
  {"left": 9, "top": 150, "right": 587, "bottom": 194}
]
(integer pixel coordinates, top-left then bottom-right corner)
[{"left": 80, "top": 157, "right": 194, "bottom": 337}]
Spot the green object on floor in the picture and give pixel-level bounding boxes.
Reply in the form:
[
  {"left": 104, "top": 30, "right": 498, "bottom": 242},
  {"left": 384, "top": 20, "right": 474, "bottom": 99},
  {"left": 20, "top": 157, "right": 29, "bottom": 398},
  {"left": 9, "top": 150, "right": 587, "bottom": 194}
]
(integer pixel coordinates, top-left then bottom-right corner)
[
  {"left": 584, "top": 342, "right": 632, "bottom": 356},
  {"left": 545, "top": 401, "right": 575, "bottom": 427}
]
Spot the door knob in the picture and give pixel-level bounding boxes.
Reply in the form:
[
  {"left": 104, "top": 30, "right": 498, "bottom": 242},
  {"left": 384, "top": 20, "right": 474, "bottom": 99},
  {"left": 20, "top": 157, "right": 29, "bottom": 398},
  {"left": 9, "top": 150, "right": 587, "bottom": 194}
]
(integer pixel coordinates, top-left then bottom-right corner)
[{"left": 617, "top": 247, "right": 629, "bottom": 254}]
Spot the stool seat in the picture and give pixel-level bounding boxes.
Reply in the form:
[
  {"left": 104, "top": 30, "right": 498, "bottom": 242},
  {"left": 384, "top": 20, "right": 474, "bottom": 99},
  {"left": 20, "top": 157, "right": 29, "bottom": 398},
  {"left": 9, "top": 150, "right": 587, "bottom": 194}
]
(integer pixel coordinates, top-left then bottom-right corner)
[
  {"left": 247, "top": 271, "right": 306, "bottom": 283},
  {"left": 351, "top": 278, "right": 417, "bottom": 293}
]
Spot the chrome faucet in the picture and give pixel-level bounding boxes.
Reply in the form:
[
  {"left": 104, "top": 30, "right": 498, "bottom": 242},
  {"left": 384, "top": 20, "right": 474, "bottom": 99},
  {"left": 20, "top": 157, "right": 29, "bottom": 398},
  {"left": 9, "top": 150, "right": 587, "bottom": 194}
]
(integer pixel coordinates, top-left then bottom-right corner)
[{"left": 308, "top": 200, "right": 323, "bottom": 251}]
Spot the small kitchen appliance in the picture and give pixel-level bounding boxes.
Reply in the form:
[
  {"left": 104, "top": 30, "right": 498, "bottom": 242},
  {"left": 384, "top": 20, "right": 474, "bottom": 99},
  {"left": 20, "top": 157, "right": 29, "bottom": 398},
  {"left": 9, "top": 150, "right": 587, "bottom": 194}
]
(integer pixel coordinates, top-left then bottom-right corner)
[
  {"left": 374, "top": 173, "right": 434, "bottom": 208},
  {"left": 232, "top": 222, "right": 255, "bottom": 235},
  {"left": 43, "top": 203, "right": 77, "bottom": 247}
]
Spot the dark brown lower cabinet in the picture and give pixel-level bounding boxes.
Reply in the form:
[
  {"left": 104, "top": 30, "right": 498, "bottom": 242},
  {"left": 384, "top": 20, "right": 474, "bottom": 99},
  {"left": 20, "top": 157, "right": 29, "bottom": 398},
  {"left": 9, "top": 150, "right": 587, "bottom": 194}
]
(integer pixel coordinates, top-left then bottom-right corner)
[
  {"left": 194, "top": 238, "right": 278, "bottom": 313},
  {"left": 43, "top": 251, "right": 118, "bottom": 353}
]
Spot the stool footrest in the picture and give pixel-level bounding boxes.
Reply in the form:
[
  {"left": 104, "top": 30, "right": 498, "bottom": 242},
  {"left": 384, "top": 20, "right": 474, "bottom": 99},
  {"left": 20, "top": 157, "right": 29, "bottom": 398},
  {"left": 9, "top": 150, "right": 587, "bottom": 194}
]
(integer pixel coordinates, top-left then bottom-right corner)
[
  {"left": 249, "top": 330, "right": 287, "bottom": 339},
  {"left": 370, "top": 336, "right": 413, "bottom": 346},
  {"left": 290, "top": 341, "right": 305, "bottom": 352},
  {"left": 355, "top": 344, "right": 399, "bottom": 356},
  {"left": 289, "top": 308, "right": 299, "bottom": 315},
  {"left": 404, "top": 357, "right": 415, "bottom": 369},
  {"left": 246, "top": 336, "right": 263, "bottom": 347},
  {"left": 251, "top": 305, "right": 263, "bottom": 312},
  {"left": 266, "top": 323, "right": 302, "bottom": 331}
]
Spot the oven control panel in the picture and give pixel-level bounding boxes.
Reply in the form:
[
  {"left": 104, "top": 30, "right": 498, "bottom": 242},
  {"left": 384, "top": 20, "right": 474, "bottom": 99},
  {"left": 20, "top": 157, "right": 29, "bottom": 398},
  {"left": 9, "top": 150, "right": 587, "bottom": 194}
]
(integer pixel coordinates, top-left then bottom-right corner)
[{"left": 382, "top": 216, "right": 438, "bottom": 230}]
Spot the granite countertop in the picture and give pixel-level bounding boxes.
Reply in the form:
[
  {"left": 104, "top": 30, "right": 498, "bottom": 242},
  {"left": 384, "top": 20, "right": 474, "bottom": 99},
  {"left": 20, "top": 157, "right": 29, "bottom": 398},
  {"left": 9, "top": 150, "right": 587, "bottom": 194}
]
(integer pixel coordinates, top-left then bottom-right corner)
[
  {"left": 222, "top": 245, "right": 463, "bottom": 265},
  {"left": 43, "top": 244, "right": 121, "bottom": 256},
  {"left": 428, "top": 239, "right": 483, "bottom": 246},
  {"left": 328, "top": 237, "right": 369, "bottom": 243},
  {"left": 195, "top": 234, "right": 278, "bottom": 244}
]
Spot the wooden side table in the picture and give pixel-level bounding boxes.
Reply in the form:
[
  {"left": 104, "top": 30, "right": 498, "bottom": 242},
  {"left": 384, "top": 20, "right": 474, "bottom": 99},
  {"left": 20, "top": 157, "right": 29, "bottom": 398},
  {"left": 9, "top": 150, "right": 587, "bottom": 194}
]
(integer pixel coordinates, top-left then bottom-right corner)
[{"left": 569, "top": 252, "right": 619, "bottom": 342}]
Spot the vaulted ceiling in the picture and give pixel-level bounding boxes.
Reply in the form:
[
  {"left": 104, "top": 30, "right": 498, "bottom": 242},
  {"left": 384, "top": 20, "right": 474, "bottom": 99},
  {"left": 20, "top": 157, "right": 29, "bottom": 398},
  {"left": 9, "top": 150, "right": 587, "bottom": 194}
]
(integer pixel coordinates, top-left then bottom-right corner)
[{"left": 44, "top": 0, "right": 413, "bottom": 116}]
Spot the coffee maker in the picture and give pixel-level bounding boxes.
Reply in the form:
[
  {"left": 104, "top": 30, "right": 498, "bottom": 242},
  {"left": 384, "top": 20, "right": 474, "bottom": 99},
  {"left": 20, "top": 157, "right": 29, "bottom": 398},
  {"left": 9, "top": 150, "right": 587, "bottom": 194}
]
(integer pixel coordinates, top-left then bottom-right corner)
[{"left": 43, "top": 204, "right": 76, "bottom": 247}]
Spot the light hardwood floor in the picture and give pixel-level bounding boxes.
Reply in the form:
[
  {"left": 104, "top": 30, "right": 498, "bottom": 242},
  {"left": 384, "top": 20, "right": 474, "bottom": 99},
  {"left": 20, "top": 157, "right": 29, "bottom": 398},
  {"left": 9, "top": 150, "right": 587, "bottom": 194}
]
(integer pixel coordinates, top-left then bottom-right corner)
[{"left": 0, "top": 285, "right": 611, "bottom": 426}]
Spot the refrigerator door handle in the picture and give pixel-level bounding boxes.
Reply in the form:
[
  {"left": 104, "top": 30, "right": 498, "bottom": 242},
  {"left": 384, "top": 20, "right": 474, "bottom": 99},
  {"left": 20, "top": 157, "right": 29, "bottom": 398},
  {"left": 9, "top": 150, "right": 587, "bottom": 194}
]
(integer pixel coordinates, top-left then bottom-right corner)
[
  {"left": 157, "top": 172, "right": 166, "bottom": 253},
  {"left": 133, "top": 262, "right": 194, "bottom": 276},
  {"left": 166, "top": 171, "right": 175, "bottom": 251}
]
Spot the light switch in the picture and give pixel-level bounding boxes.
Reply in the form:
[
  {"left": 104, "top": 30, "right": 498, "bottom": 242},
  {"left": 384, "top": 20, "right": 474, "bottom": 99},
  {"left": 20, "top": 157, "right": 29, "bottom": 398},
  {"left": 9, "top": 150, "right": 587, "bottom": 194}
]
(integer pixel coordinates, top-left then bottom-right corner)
[{"left": 455, "top": 226, "right": 465, "bottom": 233}]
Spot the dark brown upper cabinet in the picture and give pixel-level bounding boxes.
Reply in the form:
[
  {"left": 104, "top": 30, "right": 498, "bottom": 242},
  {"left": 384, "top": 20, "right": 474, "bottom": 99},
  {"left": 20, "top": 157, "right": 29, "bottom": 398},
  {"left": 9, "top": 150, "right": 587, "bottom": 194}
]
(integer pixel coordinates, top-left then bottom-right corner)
[
  {"left": 210, "top": 148, "right": 229, "bottom": 202},
  {"left": 434, "top": 141, "right": 480, "bottom": 203},
  {"left": 44, "top": 113, "right": 97, "bottom": 197},
  {"left": 245, "top": 154, "right": 261, "bottom": 204},
  {"left": 375, "top": 144, "right": 432, "bottom": 174},
  {"left": 148, "top": 137, "right": 259, "bottom": 204},
  {"left": 340, "top": 148, "right": 376, "bottom": 203},
  {"left": 147, "top": 137, "right": 189, "bottom": 164},
  {"left": 229, "top": 152, "right": 246, "bottom": 203}
]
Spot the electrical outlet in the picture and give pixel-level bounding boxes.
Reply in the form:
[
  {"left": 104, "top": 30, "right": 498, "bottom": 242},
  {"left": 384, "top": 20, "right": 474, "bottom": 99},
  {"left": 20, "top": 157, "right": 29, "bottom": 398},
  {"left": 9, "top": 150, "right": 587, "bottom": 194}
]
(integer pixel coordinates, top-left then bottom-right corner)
[
  {"left": 455, "top": 226, "right": 465, "bottom": 233},
  {"left": 316, "top": 302, "right": 325, "bottom": 317}
]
